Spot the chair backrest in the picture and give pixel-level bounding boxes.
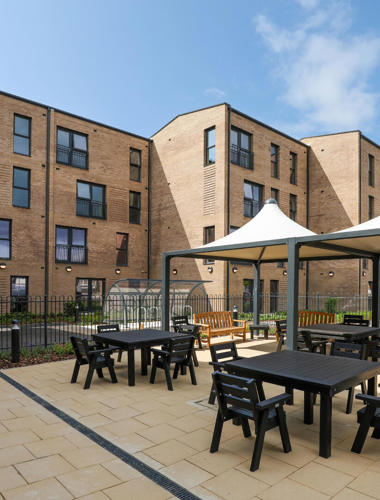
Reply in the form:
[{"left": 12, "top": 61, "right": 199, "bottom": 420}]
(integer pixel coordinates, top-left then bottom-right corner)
[
  {"left": 369, "top": 341, "right": 380, "bottom": 359},
  {"left": 330, "top": 341, "right": 366, "bottom": 360},
  {"left": 343, "top": 314, "right": 364, "bottom": 325},
  {"left": 171, "top": 315, "right": 190, "bottom": 332},
  {"left": 70, "top": 336, "right": 91, "bottom": 362},
  {"left": 97, "top": 324, "right": 120, "bottom": 333},
  {"left": 168, "top": 335, "right": 195, "bottom": 363},
  {"left": 210, "top": 342, "right": 239, "bottom": 365},
  {"left": 212, "top": 371, "right": 259, "bottom": 421},
  {"left": 275, "top": 320, "right": 287, "bottom": 335}
]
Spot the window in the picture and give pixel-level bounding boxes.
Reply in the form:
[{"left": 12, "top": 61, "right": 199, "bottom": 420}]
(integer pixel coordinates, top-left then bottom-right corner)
[
  {"left": 57, "top": 127, "right": 88, "bottom": 169},
  {"left": 116, "top": 233, "right": 128, "bottom": 266},
  {"left": 271, "top": 143, "right": 279, "bottom": 178},
  {"left": 205, "top": 127, "right": 216, "bottom": 165},
  {"left": 76, "top": 278, "right": 105, "bottom": 312},
  {"left": 290, "top": 194, "right": 297, "bottom": 221},
  {"left": 230, "top": 226, "right": 252, "bottom": 266},
  {"left": 230, "top": 127, "right": 252, "bottom": 169},
  {"left": 13, "top": 167, "right": 30, "bottom": 208},
  {"left": 76, "top": 181, "right": 106, "bottom": 219},
  {"left": 13, "top": 115, "right": 31, "bottom": 156},
  {"left": 270, "top": 280, "right": 279, "bottom": 313},
  {"left": 55, "top": 226, "right": 87, "bottom": 263},
  {"left": 244, "top": 181, "right": 263, "bottom": 218},
  {"left": 129, "top": 191, "right": 141, "bottom": 224},
  {"left": 130, "top": 148, "right": 141, "bottom": 182},
  {"left": 363, "top": 258, "right": 368, "bottom": 270},
  {"left": 369, "top": 195, "right": 374, "bottom": 220},
  {"left": 243, "top": 278, "right": 264, "bottom": 313},
  {"left": 11, "top": 276, "right": 28, "bottom": 312},
  {"left": 277, "top": 262, "right": 284, "bottom": 268},
  {"left": 204, "top": 226, "right": 215, "bottom": 264},
  {"left": 0, "top": 219, "right": 11, "bottom": 259},
  {"left": 369, "top": 154, "right": 374, "bottom": 187},
  {"left": 290, "top": 152, "right": 297, "bottom": 185},
  {"left": 270, "top": 188, "right": 279, "bottom": 202}
]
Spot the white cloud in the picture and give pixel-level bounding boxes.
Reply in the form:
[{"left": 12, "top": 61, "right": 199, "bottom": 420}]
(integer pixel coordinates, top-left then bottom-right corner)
[
  {"left": 204, "top": 87, "right": 226, "bottom": 99},
  {"left": 253, "top": 2, "right": 380, "bottom": 133}
]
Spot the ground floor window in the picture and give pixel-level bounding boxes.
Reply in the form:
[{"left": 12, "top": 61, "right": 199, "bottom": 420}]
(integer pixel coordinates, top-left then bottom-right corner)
[
  {"left": 270, "top": 279, "right": 279, "bottom": 312},
  {"left": 243, "top": 278, "right": 263, "bottom": 314},
  {"left": 76, "top": 278, "right": 105, "bottom": 312},
  {"left": 11, "top": 276, "right": 28, "bottom": 312}
]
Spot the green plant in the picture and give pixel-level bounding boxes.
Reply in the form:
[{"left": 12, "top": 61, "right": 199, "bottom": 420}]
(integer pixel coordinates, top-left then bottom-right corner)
[{"left": 325, "top": 298, "right": 338, "bottom": 314}]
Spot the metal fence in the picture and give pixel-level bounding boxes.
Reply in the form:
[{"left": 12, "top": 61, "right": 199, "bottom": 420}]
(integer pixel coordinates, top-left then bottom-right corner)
[{"left": 0, "top": 293, "right": 373, "bottom": 351}]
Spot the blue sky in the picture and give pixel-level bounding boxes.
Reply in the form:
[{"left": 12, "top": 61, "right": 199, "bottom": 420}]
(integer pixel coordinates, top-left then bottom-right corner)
[{"left": 1, "top": 0, "right": 380, "bottom": 142}]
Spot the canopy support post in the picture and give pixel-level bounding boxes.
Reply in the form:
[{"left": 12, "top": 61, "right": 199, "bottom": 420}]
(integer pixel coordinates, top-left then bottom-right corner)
[
  {"left": 372, "top": 256, "right": 380, "bottom": 327},
  {"left": 286, "top": 240, "right": 299, "bottom": 351},
  {"left": 161, "top": 254, "right": 171, "bottom": 331},
  {"left": 253, "top": 263, "right": 260, "bottom": 325}
]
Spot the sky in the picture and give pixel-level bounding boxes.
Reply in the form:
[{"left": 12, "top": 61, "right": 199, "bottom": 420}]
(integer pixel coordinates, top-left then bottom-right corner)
[{"left": 1, "top": 0, "right": 380, "bottom": 142}]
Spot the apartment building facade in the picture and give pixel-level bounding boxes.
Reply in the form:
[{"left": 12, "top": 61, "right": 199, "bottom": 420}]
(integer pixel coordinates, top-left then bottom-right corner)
[
  {"left": 0, "top": 92, "right": 149, "bottom": 304},
  {"left": 0, "top": 91, "right": 379, "bottom": 304}
]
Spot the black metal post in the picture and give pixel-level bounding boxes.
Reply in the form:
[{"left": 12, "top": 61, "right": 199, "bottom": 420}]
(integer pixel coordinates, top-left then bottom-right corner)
[
  {"left": 44, "top": 295, "right": 48, "bottom": 347},
  {"left": 286, "top": 240, "right": 299, "bottom": 351},
  {"left": 75, "top": 302, "right": 79, "bottom": 323},
  {"left": 161, "top": 254, "right": 171, "bottom": 331},
  {"left": 372, "top": 256, "right": 380, "bottom": 327},
  {"left": 253, "top": 263, "right": 260, "bottom": 324},
  {"left": 232, "top": 304, "right": 238, "bottom": 320},
  {"left": 11, "top": 319, "right": 20, "bottom": 363}
]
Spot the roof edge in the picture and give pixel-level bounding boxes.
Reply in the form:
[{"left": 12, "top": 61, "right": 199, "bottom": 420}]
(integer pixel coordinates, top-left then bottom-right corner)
[{"left": 300, "top": 130, "right": 360, "bottom": 141}]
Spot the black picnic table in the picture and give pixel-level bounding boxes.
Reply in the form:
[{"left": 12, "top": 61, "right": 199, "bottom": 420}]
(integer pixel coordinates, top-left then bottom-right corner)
[
  {"left": 226, "top": 350, "right": 380, "bottom": 458},
  {"left": 92, "top": 329, "right": 182, "bottom": 386},
  {"left": 299, "top": 323, "right": 380, "bottom": 342}
]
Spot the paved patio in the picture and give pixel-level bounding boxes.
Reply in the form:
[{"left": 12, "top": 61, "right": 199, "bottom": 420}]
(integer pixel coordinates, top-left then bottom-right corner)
[{"left": 0, "top": 339, "right": 380, "bottom": 499}]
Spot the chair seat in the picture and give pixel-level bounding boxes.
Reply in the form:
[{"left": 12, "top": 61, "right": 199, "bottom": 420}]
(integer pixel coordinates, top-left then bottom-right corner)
[
  {"left": 229, "top": 405, "right": 277, "bottom": 421},
  {"left": 95, "top": 354, "right": 115, "bottom": 366},
  {"left": 357, "top": 406, "right": 380, "bottom": 426}
]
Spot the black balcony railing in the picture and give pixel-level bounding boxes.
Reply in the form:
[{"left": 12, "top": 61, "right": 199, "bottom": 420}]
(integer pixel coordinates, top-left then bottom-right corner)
[
  {"left": 76, "top": 199, "right": 106, "bottom": 219},
  {"left": 55, "top": 245, "right": 87, "bottom": 264},
  {"left": 244, "top": 199, "right": 262, "bottom": 218},
  {"left": 230, "top": 144, "right": 253, "bottom": 170},
  {"left": 57, "top": 144, "right": 88, "bottom": 169}
]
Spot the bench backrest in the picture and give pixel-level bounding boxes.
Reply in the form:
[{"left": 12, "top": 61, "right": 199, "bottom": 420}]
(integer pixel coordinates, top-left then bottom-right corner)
[
  {"left": 298, "top": 310, "right": 335, "bottom": 326},
  {"left": 193, "top": 311, "right": 233, "bottom": 328}
]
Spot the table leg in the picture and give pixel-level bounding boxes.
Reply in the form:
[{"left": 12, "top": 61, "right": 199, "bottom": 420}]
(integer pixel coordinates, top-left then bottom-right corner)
[
  {"left": 319, "top": 391, "right": 332, "bottom": 458},
  {"left": 250, "top": 328, "right": 254, "bottom": 340},
  {"left": 141, "top": 348, "right": 148, "bottom": 376},
  {"left": 286, "top": 387, "right": 294, "bottom": 405},
  {"left": 127, "top": 348, "right": 135, "bottom": 386},
  {"left": 264, "top": 328, "right": 268, "bottom": 340},
  {"left": 304, "top": 391, "right": 314, "bottom": 425},
  {"left": 368, "top": 376, "right": 377, "bottom": 397}
]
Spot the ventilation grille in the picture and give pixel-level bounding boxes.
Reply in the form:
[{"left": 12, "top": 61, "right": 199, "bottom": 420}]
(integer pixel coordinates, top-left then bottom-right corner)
[
  {"left": 203, "top": 165, "right": 216, "bottom": 215},
  {"left": 0, "top": 164, "right": 11, "bottom": 206}
]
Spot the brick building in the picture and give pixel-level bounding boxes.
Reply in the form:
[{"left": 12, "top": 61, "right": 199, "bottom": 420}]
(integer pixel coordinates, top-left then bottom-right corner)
[{"left": 0, "top": 92, "right": 378, "bottom": 303}]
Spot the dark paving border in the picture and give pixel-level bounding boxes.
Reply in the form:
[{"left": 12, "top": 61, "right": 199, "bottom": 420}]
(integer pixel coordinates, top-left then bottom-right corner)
[{"left": 0, "top": 370, "right": 201, "bottom": 500}]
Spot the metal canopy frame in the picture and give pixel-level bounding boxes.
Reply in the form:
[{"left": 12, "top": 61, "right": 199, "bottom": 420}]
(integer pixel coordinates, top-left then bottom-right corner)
[{"left": 161, "top": 227, "right": 380, "bottom": 350}]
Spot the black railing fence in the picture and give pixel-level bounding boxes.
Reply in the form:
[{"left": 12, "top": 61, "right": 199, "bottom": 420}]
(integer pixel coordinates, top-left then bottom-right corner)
[{"left": 0, "top": 293, "right": 373, "bottom": 351}]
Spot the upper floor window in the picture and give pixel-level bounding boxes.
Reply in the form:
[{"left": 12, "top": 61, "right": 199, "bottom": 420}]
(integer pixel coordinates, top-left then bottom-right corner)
[
  {"left": 271, "top": 144, "right": 279, "bottom": 178},
  {"left": 231, "top": 127, "right": 253, "bottom": 169},
  {"left": 270, "top": 188, "right": 279, "bottom": 203},
  {"left": 13, "top": 115, "right": 31, "bottom": 156},
  {"left": 369, "top": 154, "right": 374, "bottom": 187},
  {"left": 130, "top": 148, "right": 141, "bottom": 182},
  {"left": 56, "top": 226, "right": 87, "bottom": 263},
  {"left": 290, "top": 152, "right": 297, "bottom": 185},
  {"left": 57, "top": 127, "right": 88, "bottom": 169},
  {"left": 290, "top": 194, "right": 297, "bottom": 221},
  {"left": 0, "top": 219, "right": 11, "bottom": 259},
  {"left": 116, "top": 232, "right": 128, "bottom": 266},
  {"left": 369, "top": 195, "right": 374, "bottom": 220},
  {"left": 13, "top": 167, "right": 30, "bottom": 208},
  {"left": 76, "top": 181, "right": 106, "bottom": 219},
  {"left": 244, "top": 181, "right": 263, "bottom": 218},
  {"left": 129, "top": 191, "right": 141, "bottom": 224},
  {"left": 205, "top": 127, "right": 216, "bottom": 165},
  {"left": 204, "top": 226, "right": 215, "bottom": 264}
]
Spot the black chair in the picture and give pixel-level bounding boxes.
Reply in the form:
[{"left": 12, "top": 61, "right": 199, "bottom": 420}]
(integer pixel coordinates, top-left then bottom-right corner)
[
  {"left": 70, "top": 336, "right": 118, "bottom": 390},
  {"left": 150, "top": 336, "right": 197, "bottom": 391},
  {"left": 276, "top": 320, "right": 327, "bottom": 354},
  {"left": 351, "top": 394, "right": 380, "bottom": 453},
  {"left": 330, "top": 341, "right": 367, "bottom": 414},
  {"left": 343, "top": 314, "right": 365, "bottom": 325},
  {"left": 171, "top": 315, "right": 202, "bottom": 367},
  {"left": 97, "top": 324, "right": 124, "bottom": 362},
  {"left": 208, "top": 341, "right": 243, "bottom": 404},
  {"left": 210, "top": 371, "right": 292, "bottom": 471}
]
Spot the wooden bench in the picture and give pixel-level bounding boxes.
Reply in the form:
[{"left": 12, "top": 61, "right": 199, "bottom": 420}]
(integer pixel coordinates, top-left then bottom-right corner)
[
  {"left": 193, "top": 311, "right": 247, "bottom": 348},
  {"left": 298, "top": 310, "right": 335, "bottom": 327}
]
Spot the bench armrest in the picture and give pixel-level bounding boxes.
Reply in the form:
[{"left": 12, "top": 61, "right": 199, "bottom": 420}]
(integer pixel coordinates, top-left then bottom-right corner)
[
  {"left": 256, "top": 393, "right": 292, "bottom": 410},
  {"left": 232, "top": 319, "right": 246, "bottom": 326},
  {"left": 355, "top": 393, "right": 380, "bottom": 407}
]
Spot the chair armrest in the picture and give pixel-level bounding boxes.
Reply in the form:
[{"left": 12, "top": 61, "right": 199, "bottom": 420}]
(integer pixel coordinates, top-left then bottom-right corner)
[
  {"left": 256, "top": 393, "right": 292, "bottom": 410},
  {"left": 88, "top": 347, "right": 115, "bottom": 357},
  {"left": 151, "top": 347, "right": 170, "bottom": 357},
  {"left": 355, "top": 393, "right": 380, "bottom": 407}
]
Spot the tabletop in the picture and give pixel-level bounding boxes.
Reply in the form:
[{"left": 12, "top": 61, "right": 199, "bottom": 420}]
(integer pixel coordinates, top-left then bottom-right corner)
[
  {"left": 93, "top": 329, "right": 181, "bottom": 348},
  {"left": 226, "top": 350, "right": 380, "bottom": 393},
  {"left": 299, "top": 323, "right": 380, "bottom": 340}
]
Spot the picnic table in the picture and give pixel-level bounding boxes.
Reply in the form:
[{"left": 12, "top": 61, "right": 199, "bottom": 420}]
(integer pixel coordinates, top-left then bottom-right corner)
[
  {"left": 226, "top": 350, "right": 380, "bottom": 458},
  {"left": 92, "top": 329, "right": 181, "bottom": 386},
  {"left": 299, "top": 323, "right": 380, "bottom": 342}
]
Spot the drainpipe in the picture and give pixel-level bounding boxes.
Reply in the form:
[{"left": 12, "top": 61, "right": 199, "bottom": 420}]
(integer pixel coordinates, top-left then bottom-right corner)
[
  {"left": 226, "top": 105, "right": 231, "bottom": 308},
  {"left": 305, "top": 145, "right": 310, "bottom": 307},
  {"left": 358, "top": 132, "right": 362, "bottom": 296},
  {"left": 147, "top": 139, "right": 152, "bottom": 279},
  {"left": 44, "top": 107, "right": 51, "bottom": 298}
]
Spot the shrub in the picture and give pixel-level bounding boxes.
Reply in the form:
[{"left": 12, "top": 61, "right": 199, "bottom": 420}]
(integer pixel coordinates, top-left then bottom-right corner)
[{"left": 325, "top": 298, "right": 337, "bottom": 314}]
